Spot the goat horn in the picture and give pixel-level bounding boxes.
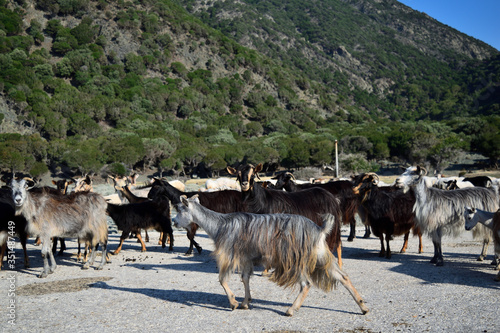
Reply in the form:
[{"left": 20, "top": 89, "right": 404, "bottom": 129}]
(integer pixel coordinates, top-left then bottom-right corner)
[{"left": 287, "top": 172, "right": 296, "bottom": 180}]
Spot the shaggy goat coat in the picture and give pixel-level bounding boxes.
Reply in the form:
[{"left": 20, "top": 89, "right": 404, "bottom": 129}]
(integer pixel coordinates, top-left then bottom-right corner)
[{"left": 173, "top": 196, "right": 369, "bottom": 315}]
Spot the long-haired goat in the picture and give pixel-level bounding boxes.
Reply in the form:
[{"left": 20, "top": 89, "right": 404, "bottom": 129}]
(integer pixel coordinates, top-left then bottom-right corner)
[
  {"left": 227, "top": 164, "right": 343, "bottom": 268},
  {"left": 173, "top": 195, "right": 369, "bottom": 316},
  {"left": 11, "top": 178, "right": 108, "bottom": 277},
  {"left": 351, "top": 173, "right": 422, "bottom": 259},
  {"left": 273, "top": 171, "right": 364, "bottom": 241},
  {"left": 147, "top": 178, "right": 246, "bottom": 255},
  {"left": 396, "top": 166, "right": 498, "bottom": 266},
  {"left": 106, "top": 199, "right": 173, "bottom": 254}
]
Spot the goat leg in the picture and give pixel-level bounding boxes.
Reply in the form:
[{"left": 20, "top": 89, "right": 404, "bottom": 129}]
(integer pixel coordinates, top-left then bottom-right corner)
[
  {"left": 96, "top": 242, "right": 107, "bottom": 270},
  {"left": 385, "top": 235, "right": 392, "bottom": 259},
  {"left": 417, "top": 232, "right": 423, "bottom": 254},
  {"left": 286, "top": 281, "right": 311, "bottom": 316},
  {"left": 219, "top": 271, "right": 239, "bottom": 310},
  {"left": 332, "top": 267, "right": 369, "bottom": 314},
  {"left": 400, "top": 231, "right": 409, "bottom": 253},
  {"left": 113, "top": 231, "right": 129, "bottom": 255},
  {"left": 0, "top": 242, "right": 5, "bottom": 270},
  {"left": 85, "top": 243, "right": 99, "bottom": 268},
  {"left": 378, "top": 235, "right": 385, "bottom": 257},
  {"left": 240, "top": 264, "right": 253, "bottom": 310},
  {"left": 40, "top": 240, "right": 56, "bottom": 278},
  {"left": 362, "top": 225, "right": 371, "bottom": 238},
  {"left": 477, "top": 237, "right": 490, "bottom": 261},
  {"left": 430, "top": 230, "right": 444, "bottom": 266},
  {"left": 347, "top": 220, "right": 356, "bottom": 242},
  {"left": 135, "top": 232, "right": 147, "bottom": 252}
]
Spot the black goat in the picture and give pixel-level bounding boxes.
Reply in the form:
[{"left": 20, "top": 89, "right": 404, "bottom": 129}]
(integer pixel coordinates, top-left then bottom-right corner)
[
  {"left": 351, "top": 173, "right": 422, "bottom": 259},
  {"left": 106, "top": 199, "right": 173, "bottom": 254},
  {"left": 463, "top": 176, "right": 492, "bottom": 188},
  {"left": 227, "top": 164, "right": 344, "bottom": 268},
  {"left": 272, "top": 172, "right": 366, "bottom": 241},
  {"left": 147, "top": 178, "right": 246, "bottom": 255},
  {"left": 0, "top": 188, "right": 29, "bottom": 270}
]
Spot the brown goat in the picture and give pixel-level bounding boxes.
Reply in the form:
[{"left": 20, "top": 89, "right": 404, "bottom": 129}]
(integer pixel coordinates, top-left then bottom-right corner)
[
  {"left": 227, "top": 164, "right": 344, "bottom": 268},
  {"left": 351, "top": 173, "right": 422, "bottom": 259}
]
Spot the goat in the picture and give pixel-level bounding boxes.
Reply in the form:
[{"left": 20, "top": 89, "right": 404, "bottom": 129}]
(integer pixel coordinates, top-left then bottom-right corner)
[
  {"left": 396, "top": 166, "right": 498, "bottom": 266},
  {"left": 116, "top": 185, "right": 158, "bottom": 244},
  {"left": 106, "top": 199, "right": 173, "bottom": 254},
  {"left": 463, "top": 176, "right": 493, "bottom": 188},
  {"left": 351, "top": 173, "right": 422, "bottom": 259},
  {"left": 173, "top": 195, "right": 369, "bottom": 316},
  {"left": 73, "top": 174, "right": 93, "bottom": 193},
  {"left": 204, "top": 177, "right": 241, "bottom": 192},
  {"left": 272, "top": 172, "right": 365, "bottom": 242},
  {"left": 434, "top": 176, "right": 474, "bottom": 190},
  {"left": 147, "top": 178, "right": 246, "bottom": 255},
  {"left": 109, "top": 175, "right": 129, "bottom": 203},
  {"left": 464, "top": 207, "right": 500, "bottom": 270},
  {"left": 227, "top": 164, "right": 343, "bottom": 268},
  {"left": 0, "top": 188, "right": 29, "bottom": 270},
  {"left": 11, "top": 178, "right": 108, "bottom": 277}
]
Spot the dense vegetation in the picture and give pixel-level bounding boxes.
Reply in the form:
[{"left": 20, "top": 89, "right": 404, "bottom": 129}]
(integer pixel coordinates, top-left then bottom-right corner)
[{"left": 0, "top": 0, "right": 499, "bottom": 179}]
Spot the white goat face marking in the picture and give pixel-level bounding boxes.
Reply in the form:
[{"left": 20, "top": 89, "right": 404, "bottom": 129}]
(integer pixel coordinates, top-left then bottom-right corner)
[
  {"left": 173, "top": 203, "right": 192, "bottom": 229},
  {"left": 464, "top": 207, "right": 478, "bottom": 230},
  {"left": 11, "top": 179, "right": 27, "bottom": 207}
]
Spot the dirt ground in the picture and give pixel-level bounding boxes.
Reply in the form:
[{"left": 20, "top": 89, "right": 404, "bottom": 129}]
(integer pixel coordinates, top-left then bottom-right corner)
[{"left": 1, "top": 222, "right": 499, "bottom": 332}]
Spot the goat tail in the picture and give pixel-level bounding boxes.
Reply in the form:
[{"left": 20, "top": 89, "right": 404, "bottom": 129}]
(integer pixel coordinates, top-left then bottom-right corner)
[{"left": 321, "top": 213, "right": 336, "bottom": 236}]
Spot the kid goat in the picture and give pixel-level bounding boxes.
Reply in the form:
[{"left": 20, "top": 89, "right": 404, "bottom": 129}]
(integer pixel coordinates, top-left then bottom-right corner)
[
  {"left": 11, "top": 178, "right": 108, "bottom": 277},
  {"left": 173, "top": 195, "right": 369, "bottom": 316}
]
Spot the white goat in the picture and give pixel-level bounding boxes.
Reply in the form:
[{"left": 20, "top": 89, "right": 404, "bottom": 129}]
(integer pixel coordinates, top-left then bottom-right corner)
[
  {"left": 396, "top": 166, "right": 498, "bottom": 266},
  {"left": 464, "top": 207, "right": 500, "bottom": 271},
  {"left": 204, "top": 177, "right": 241, "bottom": 192}
]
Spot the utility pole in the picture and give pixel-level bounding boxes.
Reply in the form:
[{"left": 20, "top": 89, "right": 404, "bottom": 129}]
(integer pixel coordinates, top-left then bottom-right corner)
[{"left": 335, "top": 139, "right": 339, "bottom": 178}]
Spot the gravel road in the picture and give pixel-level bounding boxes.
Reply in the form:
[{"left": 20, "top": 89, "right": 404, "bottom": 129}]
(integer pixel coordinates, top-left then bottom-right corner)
[{"left": 1, "top": 221, "right": 499, "bottom": 332}]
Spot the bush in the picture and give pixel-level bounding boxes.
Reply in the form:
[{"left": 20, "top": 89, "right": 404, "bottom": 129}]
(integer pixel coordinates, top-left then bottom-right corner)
[
  {"left": 108, "top": 162, "right": 127, "bottom": 176},
  {"left": 30, "top": 161, "right": 49, "bottom": 177}
]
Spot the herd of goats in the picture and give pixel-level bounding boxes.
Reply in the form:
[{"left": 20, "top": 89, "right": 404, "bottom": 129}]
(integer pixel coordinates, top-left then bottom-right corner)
[{"left": 1, "top": 164, "right": 500, "bottom": 316}]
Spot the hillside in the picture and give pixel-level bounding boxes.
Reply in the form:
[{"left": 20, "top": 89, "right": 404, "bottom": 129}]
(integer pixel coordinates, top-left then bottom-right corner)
[{"left": 0, "top": 0, "right": 499, "bottom": 178}]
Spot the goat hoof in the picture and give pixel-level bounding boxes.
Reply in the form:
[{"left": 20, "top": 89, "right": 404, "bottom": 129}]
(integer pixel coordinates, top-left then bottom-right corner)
[
  {"left": 239, "top": 304, "right": 249, "bottom": 310},
  {"left": 347, "top": 236, "right": 354, "bottom": 242},
  {"left": 285, "top": 309, "right": 294, "bottom": 317},
  {"left": 82, "top": 265, "right": 90, "bottom": 270},
  {"left": 39, "top": 273, "right": 48, "bottom": 278},
  {"left": 477, "top": 256, "right": 485, "bottom": 262}
]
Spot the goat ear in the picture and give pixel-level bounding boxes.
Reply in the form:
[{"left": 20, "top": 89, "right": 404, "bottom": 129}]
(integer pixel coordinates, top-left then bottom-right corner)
[
  {"left": 471, "top": 207, "right": 476, "bottom": 213},
  {"left": 191, "top": 194, "right": 200, "bottom": 203},
  {"left": 52, "top": 180, "right": 57, "bottom": 185},
  {"left": 226, "top": 166, "right": 237, "bottom": 175},
  {"left": 180, "top": 195, "right": 189, "bottom": 206},
  {"left": 255, "top": 163, "right": 263, "bottom": 173}
]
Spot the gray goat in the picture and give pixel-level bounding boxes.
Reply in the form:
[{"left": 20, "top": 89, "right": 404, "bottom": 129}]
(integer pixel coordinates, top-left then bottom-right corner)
[
  {"left": 396, "top": 166, "right": 498, "bottom": 266},
  {"left": 173, "top": 195, "right": 369, "bottom": 316},
  {"left": 11, "top": 178, "right": 108, "bottom": 278}
]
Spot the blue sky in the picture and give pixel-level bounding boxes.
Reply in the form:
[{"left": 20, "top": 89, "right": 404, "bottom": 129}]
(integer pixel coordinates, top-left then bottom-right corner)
[{"left": 398, "top": 0, "right": 500, "bottom": 51}]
